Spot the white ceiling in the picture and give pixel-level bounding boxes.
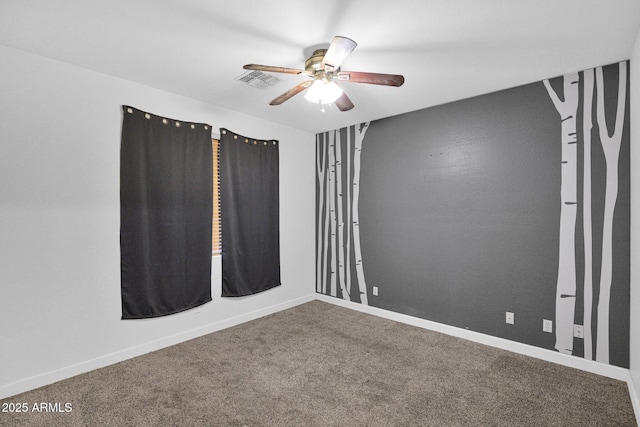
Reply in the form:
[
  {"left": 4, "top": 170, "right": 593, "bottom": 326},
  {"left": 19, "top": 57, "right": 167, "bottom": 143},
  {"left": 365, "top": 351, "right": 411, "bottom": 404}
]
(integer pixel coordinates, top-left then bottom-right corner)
[{"left": 1, "top": 1, "right": 639, "bottom": 134}]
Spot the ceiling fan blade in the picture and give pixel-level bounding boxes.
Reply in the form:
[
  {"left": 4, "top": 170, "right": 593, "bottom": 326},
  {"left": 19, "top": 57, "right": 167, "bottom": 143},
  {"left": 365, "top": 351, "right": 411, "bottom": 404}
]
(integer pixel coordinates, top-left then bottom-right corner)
[
  {"left": 243, "top": 64, "right": 307, "bottom": 75},
  {"left": 335, "top": 92, "right": 355, "bottom": 112},
  {"left": 321, "top": 36, "right": 357, "bottom": 72},
  {"left": 269, "top": 80, "right": 314, "bottom": 105},
  {"left": 336, "top": 71, "right": 405, "bottom": 87}
]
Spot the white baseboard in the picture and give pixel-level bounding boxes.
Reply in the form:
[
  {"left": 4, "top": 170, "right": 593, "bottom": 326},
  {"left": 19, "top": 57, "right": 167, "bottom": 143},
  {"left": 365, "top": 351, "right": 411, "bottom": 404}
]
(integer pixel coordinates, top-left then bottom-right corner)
[
  {"left": 0, "top": 294, "right": 315, "bottom": 400},
  {"left": 628, "top": 372, "right": 640, "bottom": 425},
  {"left": 316, "top": 294, "right": 631, "bottom": 382}
]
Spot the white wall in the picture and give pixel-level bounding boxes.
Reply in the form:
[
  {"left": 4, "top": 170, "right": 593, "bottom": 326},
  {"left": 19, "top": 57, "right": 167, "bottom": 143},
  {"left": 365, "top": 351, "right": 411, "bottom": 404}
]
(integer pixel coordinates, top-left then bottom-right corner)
[
  {"left": 630, "top": 28, "right": 640, "bottom": 411},
  {"left": 0, "top": 46, "right": 316, "bottom": 398}
]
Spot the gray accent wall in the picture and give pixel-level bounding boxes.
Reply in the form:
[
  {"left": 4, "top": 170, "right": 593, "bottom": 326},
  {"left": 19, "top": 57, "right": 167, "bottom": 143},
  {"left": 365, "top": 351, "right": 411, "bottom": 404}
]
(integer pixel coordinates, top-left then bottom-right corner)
[{"left": 316, "top": 61, "right": 630, "bottom": 368}]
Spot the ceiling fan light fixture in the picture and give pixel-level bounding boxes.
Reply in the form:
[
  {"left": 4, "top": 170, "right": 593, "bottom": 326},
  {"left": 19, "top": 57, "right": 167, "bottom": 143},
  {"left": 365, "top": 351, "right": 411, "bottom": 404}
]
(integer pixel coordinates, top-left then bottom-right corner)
[
  {"left": 304, "top": 80, "right": 343, "bottom": 104},
  {"left": 245, "top": 36, "right": 403, "bottom": 112}
]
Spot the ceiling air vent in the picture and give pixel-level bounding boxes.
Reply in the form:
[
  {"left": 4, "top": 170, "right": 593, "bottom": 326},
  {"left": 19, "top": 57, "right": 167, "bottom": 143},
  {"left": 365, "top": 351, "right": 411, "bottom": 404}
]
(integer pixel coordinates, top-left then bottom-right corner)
[{"left": 235, "top": 70, "right": 281, "bottom": 89}]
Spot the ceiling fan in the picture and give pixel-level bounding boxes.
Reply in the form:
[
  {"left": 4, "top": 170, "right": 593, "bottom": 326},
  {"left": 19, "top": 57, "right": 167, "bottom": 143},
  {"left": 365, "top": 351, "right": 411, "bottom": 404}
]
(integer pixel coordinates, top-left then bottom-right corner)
[{"left": 243, "top": 36, "right": 405, "bottom": 112}]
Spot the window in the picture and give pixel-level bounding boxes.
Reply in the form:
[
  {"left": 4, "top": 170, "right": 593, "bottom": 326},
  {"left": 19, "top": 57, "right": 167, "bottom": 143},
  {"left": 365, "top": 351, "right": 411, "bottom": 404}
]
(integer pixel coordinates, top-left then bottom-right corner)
[{"left": 212, "top": 138, "right": 221, "bottom": 255}]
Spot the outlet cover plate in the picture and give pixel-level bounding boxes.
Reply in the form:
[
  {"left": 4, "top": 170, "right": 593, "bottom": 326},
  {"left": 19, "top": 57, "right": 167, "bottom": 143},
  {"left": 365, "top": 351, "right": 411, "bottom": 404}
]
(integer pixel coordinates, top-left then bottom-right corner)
[
  {"left": 372, "top": 286, "right": 378, "bottom": 296},
  {"left": 574, "top": 324, "right": 584, "bottom": 338},
  {"left": 506, "top": 312, "right": 514, "bottom": 324},
  {"left": 543, "top": 319, "right": 553, "bottom": 333}
]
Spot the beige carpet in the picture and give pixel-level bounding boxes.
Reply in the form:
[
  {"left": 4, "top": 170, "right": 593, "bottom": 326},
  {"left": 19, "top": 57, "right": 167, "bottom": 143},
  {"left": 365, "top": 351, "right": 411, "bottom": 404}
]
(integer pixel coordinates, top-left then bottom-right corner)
[{"left": 0, "top": 300, "right": 636, "bottom": 426}]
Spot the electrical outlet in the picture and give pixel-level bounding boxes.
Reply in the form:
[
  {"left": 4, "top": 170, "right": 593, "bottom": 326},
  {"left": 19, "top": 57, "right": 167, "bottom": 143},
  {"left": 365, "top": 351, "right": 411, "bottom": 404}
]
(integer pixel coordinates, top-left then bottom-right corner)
[
  {"left": 372, "top": 286, "right": 378, "bottom": 296},
  {"left": 506, "top": 312, "right": 514, "bottom": 325},
  {"left": 574, "top": 324, "right": 584, "bottom": 339},
  {"left": 543, "top": 319, "right": 553, "bottom": 333}
]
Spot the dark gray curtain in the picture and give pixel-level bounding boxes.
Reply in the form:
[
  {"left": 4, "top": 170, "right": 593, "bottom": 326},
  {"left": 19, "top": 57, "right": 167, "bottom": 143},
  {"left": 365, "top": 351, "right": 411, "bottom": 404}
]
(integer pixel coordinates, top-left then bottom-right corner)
[
  {"left": 219, "top": 128, "right": 281, "bottom": 297},
  {"left": 120, "top": 106, "right": 212, "bottom": 319}
]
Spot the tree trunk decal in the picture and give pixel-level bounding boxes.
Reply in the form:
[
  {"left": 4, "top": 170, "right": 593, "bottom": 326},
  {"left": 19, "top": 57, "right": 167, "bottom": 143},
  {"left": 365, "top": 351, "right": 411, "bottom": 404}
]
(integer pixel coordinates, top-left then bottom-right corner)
[
  {"left": 544, "top": 63, "right": 628, "bottom": 363},
  {"left": 582, "top": 68, "right": 595, "bottom": 360},
  {"left": 353, "top": 123, "right": 370, "bottom": 305},
  {"left": 321, "top": 136, "right": 331, "bottom": 295},
  {"left": 335, "top": 130, "right": 350, "bottom": 300},
  {"left": 595, "top": 61, "right": 627, "bottom": 364},
  {"left": 344, "top": 130, "right": 353, "bottom": 300},
  {"left": 328, "top": 130, "right": 337, "bottom": 297},
  {"left": 316, "top": 134, "right": 328, "bottom": 294},
  {"left": 543, "top": 73, "right": 579, "bottom": 355},
  {"left": 316, "top": 122, "right": 370, "bottom": 305}
]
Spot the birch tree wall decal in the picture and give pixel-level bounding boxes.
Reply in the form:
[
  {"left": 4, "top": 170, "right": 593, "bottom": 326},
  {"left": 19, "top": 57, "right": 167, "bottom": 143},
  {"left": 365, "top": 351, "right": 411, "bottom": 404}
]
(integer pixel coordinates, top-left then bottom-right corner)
[
  {"left": 352, "top": 122, "right": 370, "bottom": 305},
  {"left": 321, "top": 134, "right": 331, "bottom": 295},
  {"left": 582, "top": 68, "right": 595, "bottom": 360},
  {"left": 543, "top": 73, "right": 579, "bottom": 355},
  {"left": 595, "top": 61, "right": 627, "bottom": 364},
  {"left": 316, "top": 122, "right": 370, "bottom": 304},
  {"left": 316, "top": 134, "right": 328, "bottom": 293}
]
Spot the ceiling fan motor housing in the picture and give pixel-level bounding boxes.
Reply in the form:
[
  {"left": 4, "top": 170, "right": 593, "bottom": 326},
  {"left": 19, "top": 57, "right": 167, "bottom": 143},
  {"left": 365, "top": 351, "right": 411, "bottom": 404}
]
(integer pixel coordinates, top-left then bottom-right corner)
[{"left": 305, "top": 49, "right": 329, "bottom": 74}]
